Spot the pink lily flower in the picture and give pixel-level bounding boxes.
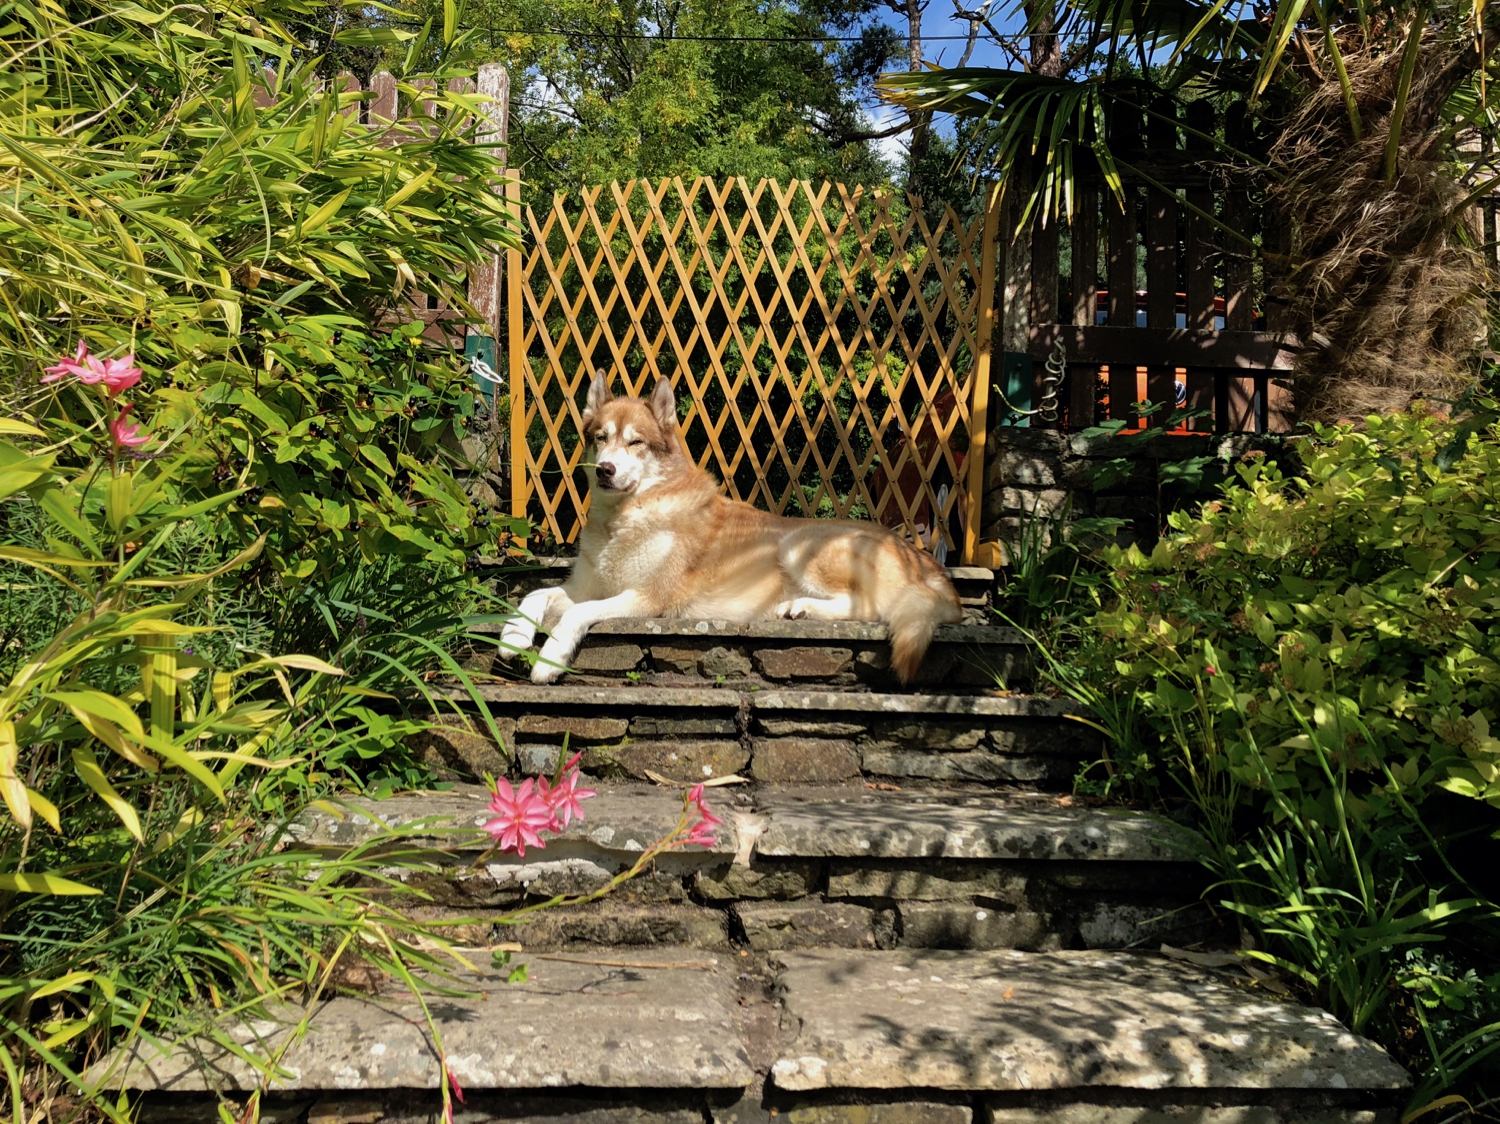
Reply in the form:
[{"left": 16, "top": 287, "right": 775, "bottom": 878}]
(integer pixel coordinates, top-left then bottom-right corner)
[
  {"left": 42, "top": 342, "right": 90, "bottom": 383},
  {"left": 683, "top": 784, "right": 722, "bottom": 848},
  {"left": 482, "top": 777, "right": 554, "bottom": 857},
  {"left": 42, "top": 343, "right": 144, "bottom": 396},
  {"left": 99, "top": 355, "right": 143, "bottom": 396},
  {"left": 109, "top": 405, "right": 150, "bottom": 449},
  {"left": 545, "top": 756, "right": 596, "bottom": 828}
]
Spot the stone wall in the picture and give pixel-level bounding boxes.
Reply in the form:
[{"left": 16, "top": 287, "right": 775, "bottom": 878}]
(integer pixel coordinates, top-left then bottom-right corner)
[{"left": 982, "top": 428, "right": 1289, "bottom": 554}]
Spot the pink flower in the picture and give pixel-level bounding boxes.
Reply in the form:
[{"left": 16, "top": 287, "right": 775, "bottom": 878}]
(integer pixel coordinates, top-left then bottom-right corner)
[
  {"left": 42, "top": 343, "right": 143, "bottom": 396},
  {"left": 545, "top": 753, "right": 596, "bottom": 828},
  {"left": 98, "top": 355, "right": 142, "bottom": 396},
  {"left": 482, "top": 777, "right": 554, "bottom": 857},
  {"left": 43, "top": 342, "right": 89, "bottom": 383},
  {"left": 1205, "top": 666, "right": 1218, "bottom": 676},
  {"left": 682, "top": 784, "right": 722, "bottom": 848},
  {"left": 109, "top": 404, "right": 150, "bottom": 449}
]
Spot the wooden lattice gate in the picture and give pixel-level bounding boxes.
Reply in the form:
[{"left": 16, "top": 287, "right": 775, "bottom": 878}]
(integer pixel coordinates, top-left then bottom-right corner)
[{"left": 506, "top": 178, "right": 1000, "bottom": 564}]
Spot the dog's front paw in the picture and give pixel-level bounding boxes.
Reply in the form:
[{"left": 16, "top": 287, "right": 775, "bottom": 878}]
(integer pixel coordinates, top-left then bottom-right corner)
[
  {"left": 775, "top": 599, "right": 810, "bottom": 620},
  {"left": 497, "top": 620, "right": 538, "bottom": 663},
  {"left": 530, "top": 637, "right": 572, "bottom": 684}
]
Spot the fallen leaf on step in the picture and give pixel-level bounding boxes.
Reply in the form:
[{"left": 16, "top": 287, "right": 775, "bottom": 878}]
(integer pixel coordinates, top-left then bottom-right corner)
[
  {"left": 1160, "top": 944, "right": 1244, "bottom": 968},
  {"left": 864, "top": 782, "right": 903, "bottom": 792},
  {"left": 644, "top": 770, "right": 748, "bottom": 788}
]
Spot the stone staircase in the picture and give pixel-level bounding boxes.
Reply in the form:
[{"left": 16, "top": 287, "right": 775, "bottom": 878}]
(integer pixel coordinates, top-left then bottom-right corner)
[{"left": 108, "top": 568, "right": 1413, "bottom": 1123}]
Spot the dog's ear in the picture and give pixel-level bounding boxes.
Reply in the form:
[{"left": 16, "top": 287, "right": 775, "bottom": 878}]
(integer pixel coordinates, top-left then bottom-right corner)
[
  {"left": 582, "top": 371, "right": 612, "bottom": 433},
  {"left": 650, "top": 379, "right": 676, "bottom": 432}
]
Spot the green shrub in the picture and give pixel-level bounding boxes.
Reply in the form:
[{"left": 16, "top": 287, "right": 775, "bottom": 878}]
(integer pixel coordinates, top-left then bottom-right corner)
[
  {"left": 1067, "top": 404, "right": 1500, "bottom": 1103},
  {"left": 2, "top": 0, "right": 527, "bottom": 579},
  {"left": 1087, "top": 406, "right": 1500, "bottom": 817}
]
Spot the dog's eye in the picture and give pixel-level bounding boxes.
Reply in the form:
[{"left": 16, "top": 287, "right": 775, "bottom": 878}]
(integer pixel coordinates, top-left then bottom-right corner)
[{"left": 629, "top": 439, "right": 645, "bottom": 448}]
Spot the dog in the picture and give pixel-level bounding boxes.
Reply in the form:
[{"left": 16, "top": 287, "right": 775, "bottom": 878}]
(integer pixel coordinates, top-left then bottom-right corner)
[{"left": 500, "top": 374, "right": 963, "bottom": 684}]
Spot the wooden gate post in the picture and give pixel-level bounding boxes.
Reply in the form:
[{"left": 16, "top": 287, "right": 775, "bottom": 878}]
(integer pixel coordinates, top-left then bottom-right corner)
[
  {"left": 465, "top": 63, "right": 509, "bottom": 393},
  {"left": 962, "top": 186, "right": 1003, "bottom": 567}
]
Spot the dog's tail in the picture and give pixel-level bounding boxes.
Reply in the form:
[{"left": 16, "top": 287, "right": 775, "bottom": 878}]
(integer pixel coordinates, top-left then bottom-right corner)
[{"left": 886, "top": 573, "right": 963, "bottom": 684}]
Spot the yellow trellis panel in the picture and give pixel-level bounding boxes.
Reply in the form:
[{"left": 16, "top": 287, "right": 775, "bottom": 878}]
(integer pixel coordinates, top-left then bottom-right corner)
[{"left": 506, "top": 177, "right": 998, "bottom": 563}]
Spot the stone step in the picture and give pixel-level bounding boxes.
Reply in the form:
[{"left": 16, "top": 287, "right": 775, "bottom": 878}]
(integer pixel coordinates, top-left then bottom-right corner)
[
  {"left": 288, "top": 785, "right": 1212, "bottom": 952},
  {"left": 468, "top": 619, "right": 1029, "bottom": 690},
  {"left": 487, "top": 558, "right": 999, "bottom": 613},
  {"left": 415, "top": 683, "right": 1093, "bottom": 788},
  {"left": 109, "top": 948, "right": 1408, "bottom": 1124}
]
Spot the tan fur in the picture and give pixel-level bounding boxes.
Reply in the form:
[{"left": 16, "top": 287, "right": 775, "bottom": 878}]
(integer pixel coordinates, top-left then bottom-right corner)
[{"left": 500, "top": 375, "right": 963, "bottom": 684}]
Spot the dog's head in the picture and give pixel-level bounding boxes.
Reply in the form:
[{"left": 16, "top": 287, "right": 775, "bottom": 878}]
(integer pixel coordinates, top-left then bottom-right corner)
[{"left": 579, "top": 372, "right": 684, "bottom": 497}]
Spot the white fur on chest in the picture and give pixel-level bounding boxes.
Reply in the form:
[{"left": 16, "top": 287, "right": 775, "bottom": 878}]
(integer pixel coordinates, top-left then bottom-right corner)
[{"left": 583, "top": 506, "right": 677, "bottom": 595}]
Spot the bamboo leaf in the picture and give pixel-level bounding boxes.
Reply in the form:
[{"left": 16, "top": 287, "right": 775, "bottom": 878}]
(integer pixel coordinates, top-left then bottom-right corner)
[
  {"left": 0, "top": 722, "right": 31, "bottom": 830},
  {"left": 0, "top": 873, "right": 102, "bottom": 896},
  {"left": 72, "top": 746, "right": 144, "bottom": 842}
]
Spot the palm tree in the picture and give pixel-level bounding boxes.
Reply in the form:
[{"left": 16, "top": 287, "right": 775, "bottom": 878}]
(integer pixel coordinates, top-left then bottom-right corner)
[{"left": 878, "top": 1, "right": 1498, "bottom": 420}]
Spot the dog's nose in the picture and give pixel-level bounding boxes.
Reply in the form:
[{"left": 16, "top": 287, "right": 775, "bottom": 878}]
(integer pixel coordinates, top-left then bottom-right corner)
[{"left": 596, "top": 460, "right": 615, "bottom": 482}]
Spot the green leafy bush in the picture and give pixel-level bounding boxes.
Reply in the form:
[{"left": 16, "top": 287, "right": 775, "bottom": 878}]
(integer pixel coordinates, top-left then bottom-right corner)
[
  {"left": 2, "top": 0, "right": 526, "bottom": 578},
  {"left": 1088, "top": 407, "right": 1500, "bottom": 816},
  {"left": 1068, "top": 405, "right": 1500, "bottom": 1102}
]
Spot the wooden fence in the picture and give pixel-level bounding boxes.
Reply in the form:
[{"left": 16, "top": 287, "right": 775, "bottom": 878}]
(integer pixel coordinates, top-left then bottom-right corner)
[
  {"left": 506, "top": 178, "right": 998, "bottom": 561},
  {"left": 1003, "top": 98, "right": 1298, "bottom": 436},
  {"left": 260, "top": 64, "right": 1307, "bottom": 565}
]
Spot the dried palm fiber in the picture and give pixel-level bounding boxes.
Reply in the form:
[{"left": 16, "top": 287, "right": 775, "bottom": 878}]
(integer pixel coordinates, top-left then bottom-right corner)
[{"left": 1266, "top": 27, "right": 1489, "bottom": 423}]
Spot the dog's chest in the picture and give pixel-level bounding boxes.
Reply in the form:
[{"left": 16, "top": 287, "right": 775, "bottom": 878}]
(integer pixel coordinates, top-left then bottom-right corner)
[{"left": 586, "top": 507, "right": 678, "bottom": 592}]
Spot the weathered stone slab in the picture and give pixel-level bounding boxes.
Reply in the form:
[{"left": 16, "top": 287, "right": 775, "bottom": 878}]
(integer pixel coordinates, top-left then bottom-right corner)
[
  {"left": 713, "top": 1100, "right": 972, "bottom": 1124},
  {"left": 570, "top": 643, "right": 645, "bottom": 672},
  {"left": 754, "top": 791, "right": 1196, "bottom": 862},
  {"left": 984, "top": 1109, "right": 1389, "bottom": 1124},
  {"left": 750, "top": 739, "right": 862, "bottom": 784},
  {"left": 517, "top": 715, "right": 629, "bottom": 744},
  {"left": 758, "top": 719, "right": 868, "bottom": 738},
  {"left": 752, "top": 692, "right": 1080, "bottom": 718},
  {"left": 754, "top": 647, "right": 855, "bottom": 679},
  {"left": 585, "top": 740, "right": 750, "bottom": 783},
  {"left": 701, "top": 646, "right": 754, "bottom": 678},
  {"left": 769, "top": 950, "right": 1409, "bottom": 1093},
  {"left": 287, "top": 784, "right": 738, "bottom": 856},
  {"left": 455, "top": 685, "right": 742, "bottom": 711},
  {"left": 898, "top": 902, "right": 1059, "bottom": 951},
  {"left": 861, "top": 750, "right": 1068, "bottom": 784},
  {"left": 405, "top": 715, "right": 512, "bottom": 781},
  {"left": 696, "top": 861, "right": 821, "bottom": 902},
  {"left": 828, "top": 863, "right": 1030, "bottom": 904},
  {"left": 736, "top": 901, "right": 888, "bottom": 950},
  {"left": 103, "top": 953, "right": 754, "bottom": 1091},
  {"left": 503, "top": 902, "right": 728, "bottom": 949},
  {"left": 630, "top": 715, "right": 741, "bottom": 738}
]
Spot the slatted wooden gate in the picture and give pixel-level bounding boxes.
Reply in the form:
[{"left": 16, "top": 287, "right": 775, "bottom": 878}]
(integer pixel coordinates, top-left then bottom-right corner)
[
  {"left": 1004, "top": 99, "right": 1299, "bottom": 434},
  {"left": 505, "top": 178, "right": 1000, "bottom": 563}
]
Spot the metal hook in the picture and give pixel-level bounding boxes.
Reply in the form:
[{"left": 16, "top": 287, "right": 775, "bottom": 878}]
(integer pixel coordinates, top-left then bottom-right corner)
[{"left": 994, "top": 338, "right": 1063, "bottom": 423}]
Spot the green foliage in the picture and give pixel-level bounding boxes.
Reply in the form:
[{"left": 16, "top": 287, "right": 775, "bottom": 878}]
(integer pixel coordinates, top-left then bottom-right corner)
[
  {"left": 1062, "top": 406, "right": 1500, "bottom": 1104},
  {"left": 407, "top": 0, "right": 901, "bottom": 198},
  {"left": 2, "top": 0, "right": 527, "bottom": 579},
  {"left": 1088, "top": 408, "right": 1500, "bottom": 816}
]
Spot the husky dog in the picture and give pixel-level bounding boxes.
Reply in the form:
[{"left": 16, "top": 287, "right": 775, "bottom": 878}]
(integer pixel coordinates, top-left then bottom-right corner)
[{"left": 500, "top": 374, "right": 963, "bottom": 684}]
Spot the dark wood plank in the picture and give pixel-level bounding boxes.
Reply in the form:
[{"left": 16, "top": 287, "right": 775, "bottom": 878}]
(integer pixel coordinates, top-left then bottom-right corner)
[
  {"left": 1146, "top": 367, "right": 1177, "bottom": 422},
  {"left": 1071, "top": 186, "right": 1099, "bottom": 327},
  {"left": 1145, "top": 98, "right": 1178, "bottom": 331},
  {"left": 1185, "top": 370, "right": 1215, "bottom": 432},
  {"left": 1223, "top": 101, "right": 1255, "bottom": 330},
  {"left": 1108, "top": 364, "right": 1139, "bottom": 424},
  {"left": 1031, "top": 217, "right": 1060, "bottom": 327},
  {"left": 1184, "top": 101, "right": 1217, "bottom": 330},
  {"left": 1027, "top": 325, "right": 1300, "bottom": 368},
  {"left": 1068, "top": 363, "right": 1098, "bottom": 428},
  {"left": 1107, "top": 188, "right": 1137, "bottom": 327}
]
